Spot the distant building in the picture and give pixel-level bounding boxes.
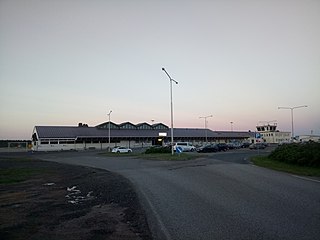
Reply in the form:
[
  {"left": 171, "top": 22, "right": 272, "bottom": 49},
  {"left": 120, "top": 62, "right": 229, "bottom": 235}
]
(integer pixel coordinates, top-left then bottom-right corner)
[
  {"left": 255, "top": 123, "right": 291, "bottom": 144},
  {"left": 31, "top": 121, "right": 254, "bottom": 151},
  {"left": 295, "top": 135, "right": 320, "bottom": 143}
]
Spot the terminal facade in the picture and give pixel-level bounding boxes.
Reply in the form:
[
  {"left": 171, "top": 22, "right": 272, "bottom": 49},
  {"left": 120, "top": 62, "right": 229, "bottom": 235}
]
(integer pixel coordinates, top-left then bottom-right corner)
[
  {"left": 31, "top": 121, "right": 294, "bottom": 151},
  {"left": 31, "top": 121, "right": 254, "bottom": 151}
]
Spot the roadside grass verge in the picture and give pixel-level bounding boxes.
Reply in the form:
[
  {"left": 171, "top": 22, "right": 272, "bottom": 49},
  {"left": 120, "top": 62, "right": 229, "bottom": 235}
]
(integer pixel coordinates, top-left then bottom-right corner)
[
  {"left": 0, "top": 157, "right": 43, "bottom": 184},
  {"left": 251, "top": 156, "right": 320, "bottom": 177},
  {"left": 0, "top": 168, "right": 39, "bottom": 184}
]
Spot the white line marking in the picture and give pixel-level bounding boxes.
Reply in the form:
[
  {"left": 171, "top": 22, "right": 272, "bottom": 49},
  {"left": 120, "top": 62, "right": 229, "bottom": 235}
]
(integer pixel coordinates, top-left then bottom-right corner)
[
  {"left": 138, "top": 187, "right": 172, "bottom": 240},
  {"left": 291, "top": 175, "right": 320, "bottom": 183}
]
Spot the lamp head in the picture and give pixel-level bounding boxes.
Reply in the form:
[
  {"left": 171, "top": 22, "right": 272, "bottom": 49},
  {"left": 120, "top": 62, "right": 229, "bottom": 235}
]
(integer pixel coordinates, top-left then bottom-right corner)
[
  {"left": 162, "top": 67, "right": 165, "bottom": 71},
  {"left": 171, "top": 79, "right": 178, "bottom": 84}
]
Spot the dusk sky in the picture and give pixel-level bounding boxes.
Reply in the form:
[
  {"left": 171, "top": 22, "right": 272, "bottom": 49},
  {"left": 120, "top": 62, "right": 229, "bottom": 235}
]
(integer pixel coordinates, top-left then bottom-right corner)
[{"left": 1, "top": 0, "right": 319, "bottom": 140}]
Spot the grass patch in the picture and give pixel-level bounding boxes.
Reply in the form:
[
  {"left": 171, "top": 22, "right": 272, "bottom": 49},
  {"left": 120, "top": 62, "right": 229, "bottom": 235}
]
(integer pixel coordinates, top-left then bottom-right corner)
[
  {"left": 251, "top": 156, "right": 320, "bottom": 177},
  {"left": 0, "top": 168, "right": 40, "bottom": 184},
  {"left": 0, "top": 157, "right": 46, "bottom": 184}
]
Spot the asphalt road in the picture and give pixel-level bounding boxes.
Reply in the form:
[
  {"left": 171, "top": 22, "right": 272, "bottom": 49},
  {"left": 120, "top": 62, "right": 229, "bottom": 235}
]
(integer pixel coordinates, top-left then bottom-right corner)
[{"left": 35, "top": 149, "right": 320, "bottom": 240}]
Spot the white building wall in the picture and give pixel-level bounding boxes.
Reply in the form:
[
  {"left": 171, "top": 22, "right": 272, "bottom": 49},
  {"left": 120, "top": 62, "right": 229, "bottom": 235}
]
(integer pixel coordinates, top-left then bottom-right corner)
[
  {"left": 296, "top": 135, "right": 320, "bottom": 142},
  {"left": 260, "top": 131, "right": 291, "bottom": 144},
  {"left": 32, "top": 139, "right": 153, "bottom": 151}
]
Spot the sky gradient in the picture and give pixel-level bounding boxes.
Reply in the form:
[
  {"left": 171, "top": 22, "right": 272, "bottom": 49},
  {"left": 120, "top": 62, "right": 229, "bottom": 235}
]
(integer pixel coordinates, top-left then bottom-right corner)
[{"left": 1, "top": 0, "right": 319, "bottom": 140}]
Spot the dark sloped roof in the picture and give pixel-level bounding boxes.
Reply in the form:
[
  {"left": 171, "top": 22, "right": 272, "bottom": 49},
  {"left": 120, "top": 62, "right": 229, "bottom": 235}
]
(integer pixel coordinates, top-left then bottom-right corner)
[
  {"left": 119, "top": 122, "right": 136, "bottom": 127},
  {"left": 173, "top": 128, "right": 207, "bottom": 137},
  {"left": 35, "top": 126, "right": 97, "bottom": 139},
  {"left": 173, "top": 129, "right": 253, "bottom": 138},
  {"left": 34, "top": 126, "right": 253, "bottom": 139},
  {"left": 208, "top": 131, "right": 254, "bottom": 138},
  {"left": 95, "top": 121, "right": 119, "bottom": 129}
]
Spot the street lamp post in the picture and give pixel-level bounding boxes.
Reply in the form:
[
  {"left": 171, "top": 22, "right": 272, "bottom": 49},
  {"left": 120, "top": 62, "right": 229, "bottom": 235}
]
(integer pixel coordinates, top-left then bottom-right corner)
[
  {"left": 162, "top": 67, "right": 178, "bottom": 155},
  {"left": 199, "top": 115, "right": 213, "bottom": 144},
  {"left": 107, "top": 110, "right": 112, "bottom": 152},
  {"left": 230, "top": 121, "right": 234, "bottom": 132},
  {"left": 278, "top": 105, "right": 307, "bottom": 140}
]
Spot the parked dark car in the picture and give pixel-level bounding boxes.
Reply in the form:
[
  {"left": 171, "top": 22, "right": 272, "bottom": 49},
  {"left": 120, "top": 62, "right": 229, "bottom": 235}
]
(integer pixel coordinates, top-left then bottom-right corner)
[
  {"left": 217, "top": 143, "right": 228, "bottom": 151},
  {"left": 241, "top": 142, "right": 251, "bottom": 148},
  {"left": 227, "top": 143, "right": 235, "bottom": 149},
  {"left": 227, "top": 142, "right": 241, "bottom": 149},
  {"left": 197, "top": 144, "right": 219, "bottom": 153},
  {"left": 249, "top": 143, "right": 266, "bottom": 150}
]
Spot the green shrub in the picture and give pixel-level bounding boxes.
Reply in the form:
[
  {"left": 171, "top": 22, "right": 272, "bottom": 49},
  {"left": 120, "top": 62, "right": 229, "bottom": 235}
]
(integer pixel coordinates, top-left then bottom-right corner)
[
  {"left": 269, "top": 142, "right": 320, "bottom": 167},
  {"left": 145, "top": 146, "right": 171, "bottom": 154}
]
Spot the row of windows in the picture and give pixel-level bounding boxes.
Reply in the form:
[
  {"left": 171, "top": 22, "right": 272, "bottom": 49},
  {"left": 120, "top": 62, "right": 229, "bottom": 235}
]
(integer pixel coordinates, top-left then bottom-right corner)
[
  {"left": 40, "top": 139, "right": 75, "bottom": 144},
  {"left": 257, "top": 126, "right": 277, "bottom": 132},
  {"left": 39, "top": 139, "right": 128, "bottom": 144},
  {"left": 97, "top": 122, "right": 169, "bottom": 130},
  {"left": 261, "top": 133, "right": 274, "bottom": 137},
  {"left": 261, "top": 133, "right": 290, "bottom": 137}
]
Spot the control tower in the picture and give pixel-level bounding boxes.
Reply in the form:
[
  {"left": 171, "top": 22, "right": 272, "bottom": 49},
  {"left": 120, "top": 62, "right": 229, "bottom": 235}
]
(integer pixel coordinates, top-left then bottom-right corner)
[{"left": 256, "top": 121, "right": 290, "bottom": 144}]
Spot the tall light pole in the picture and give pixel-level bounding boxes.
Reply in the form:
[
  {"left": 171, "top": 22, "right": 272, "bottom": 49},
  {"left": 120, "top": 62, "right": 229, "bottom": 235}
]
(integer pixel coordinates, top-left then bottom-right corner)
[
  {"left": 199, "top": 115, "right": 213, "bottom": 144},
  {"left": 107, "top": 110, "right": 112, "bottom": 151},
  {"left": 230, "top": 121, "right": 234, "bottom": 132},
  {"left": 162, "top": 67, "right": 178, "bottom": 155},
  {"left": 278, "top": 105, "right": 307, "bottom": 140}
]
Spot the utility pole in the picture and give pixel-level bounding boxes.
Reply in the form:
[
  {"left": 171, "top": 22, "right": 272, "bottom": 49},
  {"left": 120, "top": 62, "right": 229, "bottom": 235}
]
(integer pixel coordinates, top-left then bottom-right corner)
[
  {"left": 199, "top": 115, "right": 213, "bottom": 144},
  {"left": 162, "top": 67, "right": 178, "bottom": 155},
  {"left": 278, "top": 105, "right": 307, "bottom": 141},
  {"left": 107, "top": 110, "right": 112, "bottom": 151}
]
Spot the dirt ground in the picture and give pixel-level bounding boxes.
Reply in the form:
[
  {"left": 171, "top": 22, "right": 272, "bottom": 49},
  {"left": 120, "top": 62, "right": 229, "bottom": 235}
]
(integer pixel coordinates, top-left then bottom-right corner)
[{"left": 0, "top": 155, "right": 152, "bottom": 240}]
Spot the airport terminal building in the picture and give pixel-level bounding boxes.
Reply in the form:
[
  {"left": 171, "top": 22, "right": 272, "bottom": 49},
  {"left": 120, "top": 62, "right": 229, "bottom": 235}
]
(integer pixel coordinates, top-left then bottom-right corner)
[{"left": 31, "top": 121, "right": 254, "bottom": 151}]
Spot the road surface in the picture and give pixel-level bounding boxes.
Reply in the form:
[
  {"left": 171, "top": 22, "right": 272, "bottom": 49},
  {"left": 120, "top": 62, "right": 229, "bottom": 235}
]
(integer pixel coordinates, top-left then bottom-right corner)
[{"left": 36, "top": 150, "right": 320, "bottom": 240}]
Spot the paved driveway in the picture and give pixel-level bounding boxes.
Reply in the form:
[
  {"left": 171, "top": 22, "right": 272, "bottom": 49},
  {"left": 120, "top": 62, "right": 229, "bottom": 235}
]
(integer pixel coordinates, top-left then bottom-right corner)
[{"left": 37, "top": 150, "right": 320, "bottom": 240}]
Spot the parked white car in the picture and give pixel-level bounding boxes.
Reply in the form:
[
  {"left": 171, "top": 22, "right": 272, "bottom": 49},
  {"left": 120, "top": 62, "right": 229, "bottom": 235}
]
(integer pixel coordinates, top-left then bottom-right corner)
[
  {"left": 173, "top": 142, "right": 196, "bottom": 152},
  {"left": 112, "top": 146, "right": 132, "bottom": 153}
]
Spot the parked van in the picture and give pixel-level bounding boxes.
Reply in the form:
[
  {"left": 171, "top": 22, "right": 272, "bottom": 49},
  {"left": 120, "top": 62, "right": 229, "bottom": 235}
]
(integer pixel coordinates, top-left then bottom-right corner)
[{"left": 174, "top": 142, "right": 196, "bottom": 152}]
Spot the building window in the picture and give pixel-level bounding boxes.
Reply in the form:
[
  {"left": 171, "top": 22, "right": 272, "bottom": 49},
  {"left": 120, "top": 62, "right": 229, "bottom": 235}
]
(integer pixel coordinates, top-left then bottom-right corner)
[
  {"left": 153, "top": 124, "right": 168, "bottom": 130},
  {"left": 138, "top": 124, "right": 152, "bottom": 130},
  {"left": 120, "top": 123, "right": 136, "bottom": 129}
]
